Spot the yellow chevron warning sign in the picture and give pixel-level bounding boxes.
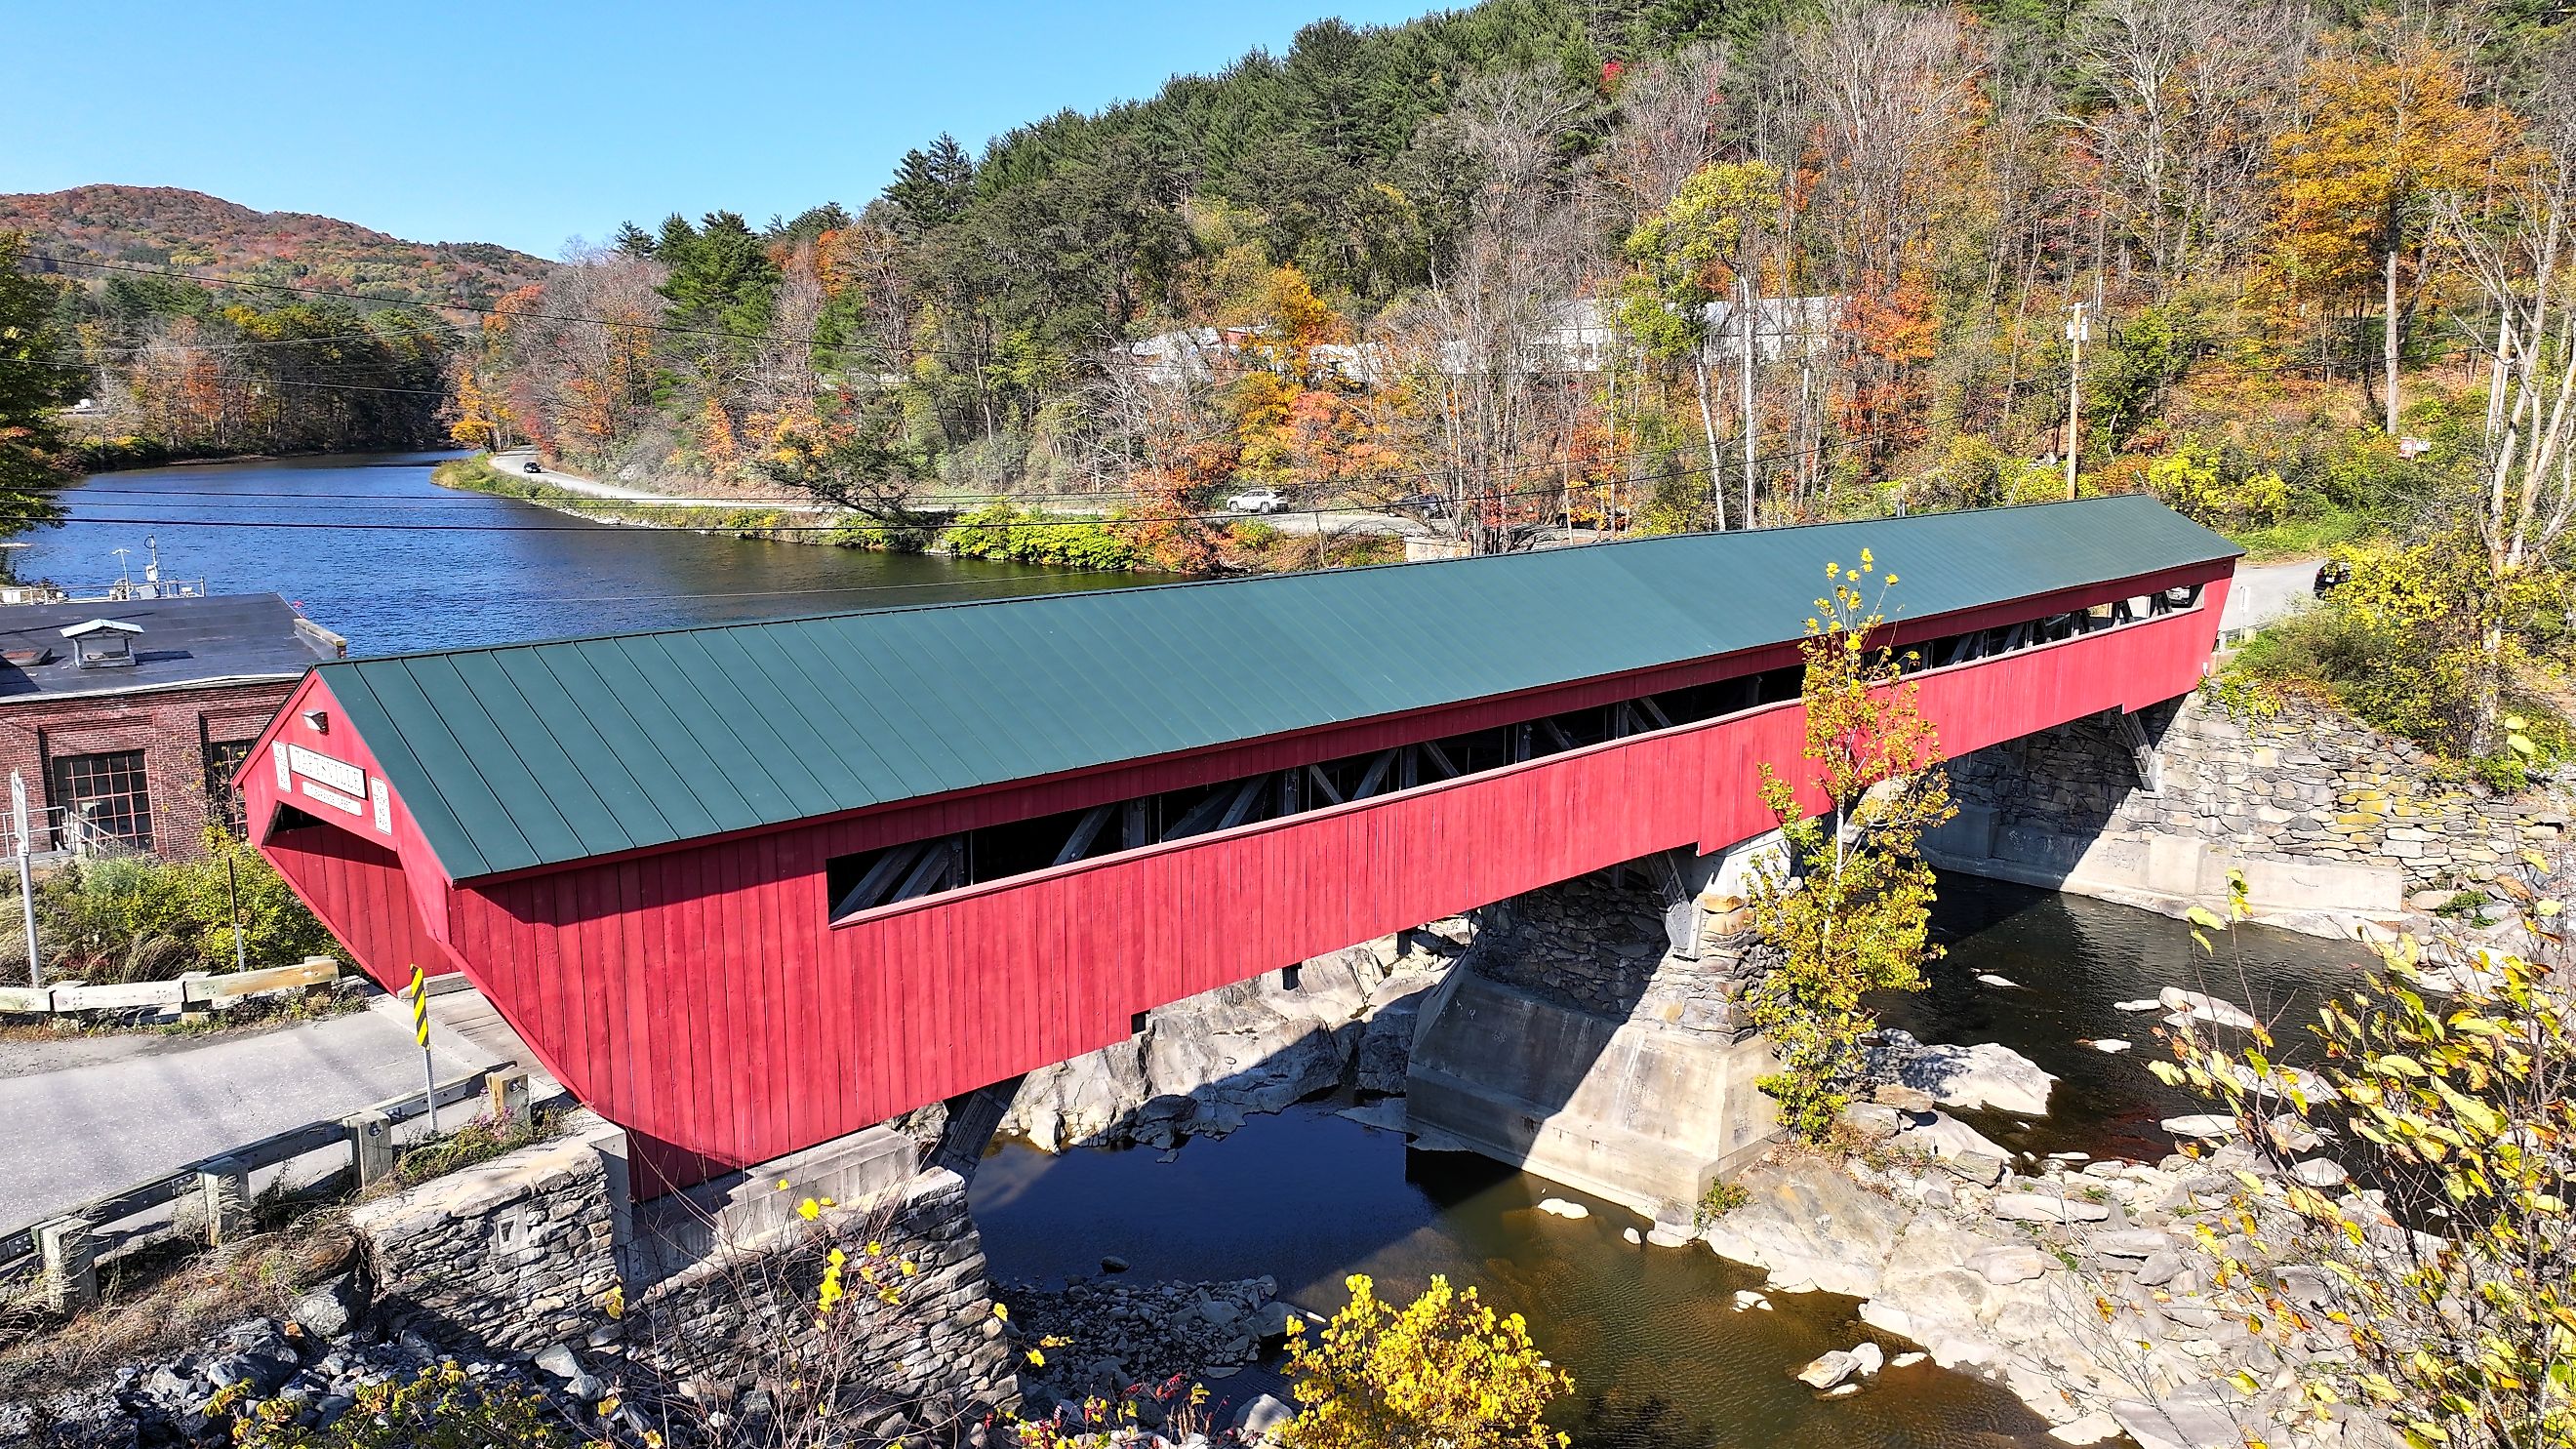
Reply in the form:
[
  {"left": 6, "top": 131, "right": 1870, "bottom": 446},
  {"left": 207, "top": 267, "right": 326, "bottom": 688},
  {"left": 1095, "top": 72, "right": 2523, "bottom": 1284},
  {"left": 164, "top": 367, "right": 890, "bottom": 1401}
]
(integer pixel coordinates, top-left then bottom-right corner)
[{"left": 408, "top": 965, "right": 428, "bottom": 1047}]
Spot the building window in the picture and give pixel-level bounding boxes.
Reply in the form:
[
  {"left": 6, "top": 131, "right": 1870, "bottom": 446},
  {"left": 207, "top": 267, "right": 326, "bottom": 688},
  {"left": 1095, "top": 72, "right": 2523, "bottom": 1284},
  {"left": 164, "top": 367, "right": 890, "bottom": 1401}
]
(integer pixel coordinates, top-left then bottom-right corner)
[
  {"left": 204, "top": 739, "right": 255, "bottom": 838},
  {"left": 52, "top": 749, "right": 152, "bottom": 853}
]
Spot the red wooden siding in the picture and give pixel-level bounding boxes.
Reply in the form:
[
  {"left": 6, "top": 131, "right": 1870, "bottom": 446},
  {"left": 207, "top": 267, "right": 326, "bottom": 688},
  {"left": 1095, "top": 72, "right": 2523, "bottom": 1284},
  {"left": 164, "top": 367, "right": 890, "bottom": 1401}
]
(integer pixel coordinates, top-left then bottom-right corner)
[{"left": 245, "top": 569, "right": 2230, "bottom": 1190}]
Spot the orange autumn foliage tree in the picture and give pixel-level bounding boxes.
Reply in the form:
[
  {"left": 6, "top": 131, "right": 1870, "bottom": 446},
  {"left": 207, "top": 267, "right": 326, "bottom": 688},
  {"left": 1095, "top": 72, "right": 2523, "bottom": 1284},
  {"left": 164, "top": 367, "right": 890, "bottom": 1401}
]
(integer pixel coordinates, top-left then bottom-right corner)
[{"left": 2267, "top": 27, "right": 2521, "bottom": 423}]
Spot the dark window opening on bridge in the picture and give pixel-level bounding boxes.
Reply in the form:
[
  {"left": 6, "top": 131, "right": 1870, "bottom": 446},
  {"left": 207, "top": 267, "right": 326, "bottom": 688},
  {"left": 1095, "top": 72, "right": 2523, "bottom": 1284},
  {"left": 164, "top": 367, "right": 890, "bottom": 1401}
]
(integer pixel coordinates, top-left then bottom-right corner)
[
  {"left": 267, "top": 803, "right": 331, "bottom": 836},
  {"left": 825, "top": 584, "right": 2204, "bottom": 926}
]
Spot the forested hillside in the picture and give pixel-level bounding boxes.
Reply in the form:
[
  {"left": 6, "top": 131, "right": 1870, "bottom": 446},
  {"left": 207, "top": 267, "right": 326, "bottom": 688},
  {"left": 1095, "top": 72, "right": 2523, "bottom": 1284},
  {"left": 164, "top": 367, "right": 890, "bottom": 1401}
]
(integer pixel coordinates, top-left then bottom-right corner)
[
  {"left": 0, "top": 186, "right": 534, "bottom": 463},
  {"left": 1, "top": 186, "right": 550, "bottom": 308},
  {"left": 457, "top": 0, "right": 2553, "bottom": 542}
]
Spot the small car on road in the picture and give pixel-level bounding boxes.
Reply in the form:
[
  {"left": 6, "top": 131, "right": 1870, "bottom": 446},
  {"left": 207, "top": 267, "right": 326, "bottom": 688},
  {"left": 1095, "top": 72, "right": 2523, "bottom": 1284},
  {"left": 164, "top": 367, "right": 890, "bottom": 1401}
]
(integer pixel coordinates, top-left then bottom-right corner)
[
  {"left": 523, "top": 460, "right": 544, "bottom": 474},
  {"left": 1226, "top": 487, "right": 1286, "bottom": 514}
]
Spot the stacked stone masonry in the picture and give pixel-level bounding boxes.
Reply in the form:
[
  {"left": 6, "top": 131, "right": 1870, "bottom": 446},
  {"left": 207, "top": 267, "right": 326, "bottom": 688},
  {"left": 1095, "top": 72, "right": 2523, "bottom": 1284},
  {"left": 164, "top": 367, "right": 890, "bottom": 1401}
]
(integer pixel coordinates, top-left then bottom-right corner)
[
  {"left": 348, "top": 1136, "right": 622, "bottom": 1358},
  {"left": 1947, "top": 694, "right": 2570, "bottom": 893},
  {"left": 1476, "top": 870, "right": 1766, "bottom": 1040},
  {"left": 347, "top": 1135, "right": 1017, "bottom": 1432},
  {"left": 631, "top": 1167, "right": 1018, "bottom": 1429}
]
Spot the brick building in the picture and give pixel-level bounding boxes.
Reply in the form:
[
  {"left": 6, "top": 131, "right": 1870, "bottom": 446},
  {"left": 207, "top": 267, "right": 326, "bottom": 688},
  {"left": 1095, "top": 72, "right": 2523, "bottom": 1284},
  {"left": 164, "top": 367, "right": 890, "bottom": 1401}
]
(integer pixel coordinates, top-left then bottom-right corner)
[{"left": 0, "top": 595, "right": 344, "bottom": 859}]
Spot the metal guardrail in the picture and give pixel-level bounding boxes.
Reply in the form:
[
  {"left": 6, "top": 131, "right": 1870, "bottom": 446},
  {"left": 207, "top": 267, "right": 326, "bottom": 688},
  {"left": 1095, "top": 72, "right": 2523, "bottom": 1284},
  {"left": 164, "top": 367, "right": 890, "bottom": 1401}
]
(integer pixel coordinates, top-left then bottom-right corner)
[
  {"left": 0, "top": 956, "right": 341, "bottom": 1016},
  {"left": 0, "top": 1063, "right": 539, "bottom": 1306}
]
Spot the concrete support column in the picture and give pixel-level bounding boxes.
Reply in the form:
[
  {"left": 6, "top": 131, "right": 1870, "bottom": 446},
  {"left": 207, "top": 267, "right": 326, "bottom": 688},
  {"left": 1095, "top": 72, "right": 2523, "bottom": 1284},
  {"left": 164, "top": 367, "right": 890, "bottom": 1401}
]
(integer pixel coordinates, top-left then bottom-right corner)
[
  {"left": 344, "top": 1109, "right": 394, "bottom": 1186},
  {"left": 199, "top": 1156, "right": 252, "bottom": 1245},
  {"left": 35, "top": 1216, "right": 95, "bottom": 1312},
  {"left": 486, "top": 1067, "right": 531, "bottom": 1122}
]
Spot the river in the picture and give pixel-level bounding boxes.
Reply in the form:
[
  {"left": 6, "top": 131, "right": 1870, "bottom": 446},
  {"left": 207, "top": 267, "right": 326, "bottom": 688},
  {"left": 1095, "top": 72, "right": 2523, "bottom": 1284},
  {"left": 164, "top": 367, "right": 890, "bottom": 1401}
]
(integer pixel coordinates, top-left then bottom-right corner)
[
  {"left": 971, "top": 877, "right": 2368, "bottom": 1449},
  {"left": 33, "top": 454, "right": 2369, "bottom": 1446},
  {"left": 21, "top": 452, "right": 1149, "bottom": 655}
]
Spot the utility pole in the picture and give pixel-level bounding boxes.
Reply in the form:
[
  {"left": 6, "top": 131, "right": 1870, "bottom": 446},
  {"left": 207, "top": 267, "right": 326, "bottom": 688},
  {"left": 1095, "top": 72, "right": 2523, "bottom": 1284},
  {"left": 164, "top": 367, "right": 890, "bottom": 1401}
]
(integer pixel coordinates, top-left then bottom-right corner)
[
  {"left": 12, "top": 774, "right": 37, "bottom": 990},
  {"left": 1739, "top": 276, "right": 1757, "bottom": 530},
  {"left": 224, "top": 850, "right": 248, "bottom": 975},
  {"left": 2065, "top": 302, "right": 2089, "bottom": 500}
]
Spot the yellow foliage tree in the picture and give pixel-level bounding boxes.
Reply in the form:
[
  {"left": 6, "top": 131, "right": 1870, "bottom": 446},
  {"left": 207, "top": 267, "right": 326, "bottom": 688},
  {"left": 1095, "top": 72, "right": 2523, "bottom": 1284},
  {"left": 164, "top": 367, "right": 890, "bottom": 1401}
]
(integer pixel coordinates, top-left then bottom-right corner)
[
  {"left": 1277, "top": 1274, "right": 1571, "bottom": 1449},
  {"left": 2148, "top": 865, "right": 2576, "bottom": 1449},
  {"left": 1747, "top": 557, "right": 1955, "bottom": 1139},
  {"left": 447, "top": 370, "right": 514, "bottom": 452},
  {"left": 2267, "top": 27, "right": 2520, "bottom": 429}
]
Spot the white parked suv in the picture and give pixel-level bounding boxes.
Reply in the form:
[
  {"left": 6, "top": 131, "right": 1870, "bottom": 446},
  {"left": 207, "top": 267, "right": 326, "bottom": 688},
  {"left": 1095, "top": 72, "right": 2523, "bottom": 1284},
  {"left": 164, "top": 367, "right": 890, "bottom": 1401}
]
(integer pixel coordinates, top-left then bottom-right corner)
[{"left": 1225, "top": 487, "right": 1286, "bottom": 514}]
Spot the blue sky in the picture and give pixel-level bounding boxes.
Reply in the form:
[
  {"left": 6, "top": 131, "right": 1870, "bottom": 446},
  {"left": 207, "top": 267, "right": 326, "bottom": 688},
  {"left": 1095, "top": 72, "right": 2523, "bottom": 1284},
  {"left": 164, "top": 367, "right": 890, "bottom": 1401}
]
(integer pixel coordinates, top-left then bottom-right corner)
[{"left": 8, "top": 1, "right": 1437, "bottom": 259}]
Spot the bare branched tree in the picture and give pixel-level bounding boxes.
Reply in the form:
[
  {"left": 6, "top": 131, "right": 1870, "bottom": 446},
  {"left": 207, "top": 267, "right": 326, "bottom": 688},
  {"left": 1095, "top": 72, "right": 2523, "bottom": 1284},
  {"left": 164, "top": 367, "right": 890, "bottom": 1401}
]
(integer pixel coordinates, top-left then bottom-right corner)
[
  {"left": 1605, "top": 44, "right": 1731, "bottom": 225},
  {"left": 2435, "top": 42, "right": 2576, "bottom": 751},
  {"left": 1377, "top": 69, "right": 1595, "bottom": 555},
  {"left": 2070, "top": 0, "right": 2306, "bottom": 297}
]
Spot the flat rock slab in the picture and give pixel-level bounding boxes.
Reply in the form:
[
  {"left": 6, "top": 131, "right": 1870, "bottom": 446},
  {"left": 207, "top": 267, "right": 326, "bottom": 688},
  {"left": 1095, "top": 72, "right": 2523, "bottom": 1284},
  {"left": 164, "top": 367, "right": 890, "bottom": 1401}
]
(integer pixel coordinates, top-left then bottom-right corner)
[
  {"left": 1966, "top": 1245, "right": 2057, "bottom": 1284},
  {"left": 1701, "top": 1157, "right": 1908, "bottom": 1299},
  {"left": 1989, "top": 1191, "right": 2112, "bottom": 1224},
  {"left": 2112, "top": 1383, "right": 2261, "bottom": 1449},
  {"left": 1890, "top": 1109, "right": 2013, "bottom": 1185},
  {"left": 1794, "top": 1348, "right": 1863, "bottom": 1389},
  {"left": 2088, "top": 1228, "right": 2173, "bottom": 1261},
  {"left": 2160, "top": 1114, "right": 2236, "bottom": 1140},
  {"left": 1867, "top": 1030, "right": 2055, "bottom": 1117},
  {"left": 2158, "top": 986, "right": 2260, "bottom": 1029}
]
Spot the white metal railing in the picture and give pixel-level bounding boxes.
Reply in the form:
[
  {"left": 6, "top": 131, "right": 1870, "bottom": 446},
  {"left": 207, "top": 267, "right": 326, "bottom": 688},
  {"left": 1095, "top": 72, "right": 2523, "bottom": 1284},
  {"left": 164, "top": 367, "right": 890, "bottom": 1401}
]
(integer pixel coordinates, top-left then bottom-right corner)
[{"left": 2, "top": 805, "right": 152, "bottom": 862}]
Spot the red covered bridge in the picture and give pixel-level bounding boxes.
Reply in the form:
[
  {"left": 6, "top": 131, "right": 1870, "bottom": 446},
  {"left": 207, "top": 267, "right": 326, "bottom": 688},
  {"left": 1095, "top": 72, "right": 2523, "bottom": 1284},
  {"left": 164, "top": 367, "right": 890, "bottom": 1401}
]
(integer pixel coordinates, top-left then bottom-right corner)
[{"left": 239, "top": 497, "right": 2238, "bottom": 1192}]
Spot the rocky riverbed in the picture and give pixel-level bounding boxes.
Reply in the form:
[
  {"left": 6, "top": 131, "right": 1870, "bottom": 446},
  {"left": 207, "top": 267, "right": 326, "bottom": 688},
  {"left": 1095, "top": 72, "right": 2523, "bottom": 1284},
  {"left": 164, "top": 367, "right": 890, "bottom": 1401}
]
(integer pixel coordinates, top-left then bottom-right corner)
[
  {"left": 1001, "top": 1273, "right": 1308, "bottom": 1432},
  {"left": 0, "top": 1273, "right": 664, "bottom": 1449},
  {"left": 999, "top": 924, "right": 1467, "bottom": 1153},
  {"left": 1689, "top": 1078, "right": 2373, "bottom": 1449}
]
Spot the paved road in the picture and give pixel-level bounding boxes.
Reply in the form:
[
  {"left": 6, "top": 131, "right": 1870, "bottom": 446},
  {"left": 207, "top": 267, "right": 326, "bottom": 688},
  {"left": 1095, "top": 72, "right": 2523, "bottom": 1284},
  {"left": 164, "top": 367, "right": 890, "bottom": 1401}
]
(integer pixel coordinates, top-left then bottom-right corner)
[
  {"left": 489, "top": 451, "right": 1435, "bottom": 537},
  {"left": 487, "top": 449, "right": 825, "bottom": 511},
  {"left": 2221, "top": 557, "right": 2321, "bottom": 637},
  {"left": 0, "top": 1009, "right": 479, "bottom": 1234}
]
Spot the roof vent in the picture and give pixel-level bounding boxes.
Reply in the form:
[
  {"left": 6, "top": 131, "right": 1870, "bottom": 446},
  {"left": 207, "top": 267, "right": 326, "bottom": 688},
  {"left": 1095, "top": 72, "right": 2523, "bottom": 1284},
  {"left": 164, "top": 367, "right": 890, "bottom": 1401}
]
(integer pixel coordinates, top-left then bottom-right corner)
[{"left": 60, "top": 618, "right": 143, "bottom": 669}]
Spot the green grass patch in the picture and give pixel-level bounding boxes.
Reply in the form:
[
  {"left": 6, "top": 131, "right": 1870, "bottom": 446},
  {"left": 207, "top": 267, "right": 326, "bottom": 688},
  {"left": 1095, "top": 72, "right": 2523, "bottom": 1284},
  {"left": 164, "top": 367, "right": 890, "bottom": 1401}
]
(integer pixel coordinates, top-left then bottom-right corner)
[
  {"left": 431, "top": 455, "right": 792, "bottom": 535},
  {"left": 385, "top": 1107, "right": 566, "bottom": 1189},
  {"left": 2224, "top": 505, "right": 2381, "bottom": 562}
]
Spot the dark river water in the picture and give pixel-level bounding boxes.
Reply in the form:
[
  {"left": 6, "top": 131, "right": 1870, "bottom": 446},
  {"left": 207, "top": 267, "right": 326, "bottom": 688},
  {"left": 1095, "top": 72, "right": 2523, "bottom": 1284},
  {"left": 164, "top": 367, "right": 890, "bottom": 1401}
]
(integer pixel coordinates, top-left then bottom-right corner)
[
  {"left": 23, "top": 452, "right": 1147, "bottom": 654},
  {"left": 971, "top": 877, "right": 2368, "bottom": 1449},
  {"left": 33, "top": 455, "right": 2372, "bottom": 1448}
]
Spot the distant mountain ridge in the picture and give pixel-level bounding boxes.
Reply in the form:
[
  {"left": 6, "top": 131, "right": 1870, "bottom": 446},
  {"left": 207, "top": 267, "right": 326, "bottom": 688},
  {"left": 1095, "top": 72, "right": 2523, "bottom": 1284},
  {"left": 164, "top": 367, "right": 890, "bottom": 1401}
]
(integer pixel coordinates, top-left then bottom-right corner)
[{"left": 0, "top": 184, "right": 553, "bottom": 309}]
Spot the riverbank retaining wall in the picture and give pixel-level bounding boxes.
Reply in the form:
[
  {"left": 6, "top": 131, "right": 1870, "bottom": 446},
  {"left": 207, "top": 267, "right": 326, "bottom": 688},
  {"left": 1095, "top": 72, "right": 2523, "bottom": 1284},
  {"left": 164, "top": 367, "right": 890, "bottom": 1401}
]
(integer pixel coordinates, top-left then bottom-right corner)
[
  {"left": 1929, "top": 692, "right": 2570, "bottom": 933},
  {"left": 347, "top": 1119, "right": 1017, "bottom": 1429}
]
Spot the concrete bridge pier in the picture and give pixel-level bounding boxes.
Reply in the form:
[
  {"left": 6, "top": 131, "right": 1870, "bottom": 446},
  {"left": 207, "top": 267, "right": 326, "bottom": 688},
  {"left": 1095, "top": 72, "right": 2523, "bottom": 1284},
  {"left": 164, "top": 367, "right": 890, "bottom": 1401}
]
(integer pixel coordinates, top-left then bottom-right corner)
[{"left": 1406, "top": 843, "right": 1788, "bottom": 1227}]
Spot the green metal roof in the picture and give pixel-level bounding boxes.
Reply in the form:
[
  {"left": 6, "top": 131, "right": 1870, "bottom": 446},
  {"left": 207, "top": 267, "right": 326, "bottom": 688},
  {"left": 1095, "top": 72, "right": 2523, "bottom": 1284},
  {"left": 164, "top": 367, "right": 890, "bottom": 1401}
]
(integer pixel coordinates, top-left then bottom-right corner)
[{"left": 313, "top": 497, "right": 2237, "bottom": 881}]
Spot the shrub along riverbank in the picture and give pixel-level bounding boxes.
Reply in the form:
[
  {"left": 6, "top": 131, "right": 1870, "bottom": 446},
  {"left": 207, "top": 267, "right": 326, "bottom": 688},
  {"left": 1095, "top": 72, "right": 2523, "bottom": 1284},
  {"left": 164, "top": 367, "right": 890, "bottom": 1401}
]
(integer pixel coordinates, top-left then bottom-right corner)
[{"left": 438, "top": 453, "right": 1171, "bottom": 573}]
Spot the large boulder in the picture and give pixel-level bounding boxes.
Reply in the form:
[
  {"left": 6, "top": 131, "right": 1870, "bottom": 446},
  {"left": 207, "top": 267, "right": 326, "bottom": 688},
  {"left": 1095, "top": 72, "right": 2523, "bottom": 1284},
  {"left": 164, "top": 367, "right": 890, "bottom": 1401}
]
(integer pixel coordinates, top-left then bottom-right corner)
[
  {"left": 1862, "top": 1209, "right": 2013, "bottom": 1358},
  {"left": 1003, "top": 1034, "right": 1153, "bottom": 1150},
  {"left": 1233, "top": 1393, "right": 1297, "bottom": 1440},
  {"left": 1868, "top": 1030, "right": 2056, "bottom": 1117},
  {"left": 1700, "top": 1156, "right": 1909, "bottom": 1298},
  {"left": 1890, "top": 1109, "right": 2015, "bottom": 1185}
]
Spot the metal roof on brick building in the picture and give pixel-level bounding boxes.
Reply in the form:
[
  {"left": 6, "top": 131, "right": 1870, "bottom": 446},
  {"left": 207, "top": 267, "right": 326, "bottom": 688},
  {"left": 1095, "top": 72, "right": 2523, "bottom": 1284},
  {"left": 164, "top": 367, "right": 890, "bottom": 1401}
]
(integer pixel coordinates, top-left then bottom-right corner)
[
  {"left": 0, "top": 593, "right": 343, "bottom": 701},
  {"left": 308, "top": 496, "right": 2238, "bottom": 881}
]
